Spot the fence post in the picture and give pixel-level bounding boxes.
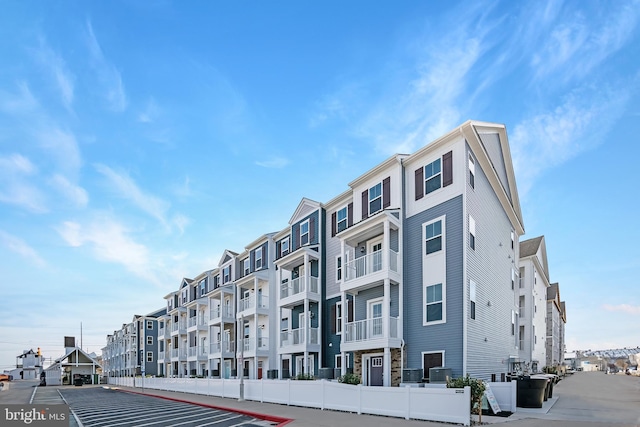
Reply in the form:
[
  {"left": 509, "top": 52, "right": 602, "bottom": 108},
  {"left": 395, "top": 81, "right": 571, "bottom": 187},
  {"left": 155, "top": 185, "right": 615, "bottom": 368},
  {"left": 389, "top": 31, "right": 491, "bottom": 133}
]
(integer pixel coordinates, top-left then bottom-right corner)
[
  {"left": 405, "top": 385, "right": 410, "bottom": 420},
  {"left": 357, "top": 384, "right": 362, "bottom": 415},
  {"left": 287, "top": 379, "right": 291, "bottom": 406},
  {"left": 321, "top": 379, "right": 325, "bottom": 410},
  {"left": 261, "top": 378, "right": 264, "bottom": 403}
]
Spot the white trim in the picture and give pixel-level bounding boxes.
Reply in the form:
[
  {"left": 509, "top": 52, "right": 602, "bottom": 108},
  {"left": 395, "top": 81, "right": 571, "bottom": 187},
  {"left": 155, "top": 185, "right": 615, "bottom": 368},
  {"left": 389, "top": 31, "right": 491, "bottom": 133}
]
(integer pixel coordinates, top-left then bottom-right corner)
[
  {"left": 335, "top": 353, "right": 350, "bottom": 369},
  {"left": 335, "top": 301, "right": 342, "bottom": 335},
  {"left": 300, "top": 219, "right": 310, "bottom": 246},
  {"left": 424, "top": 157, "right": 443, "bottom": 196},
  {"left": 422, "top": 215, "right": 446, "bottom": 326},
  {"left": 470, "top": 280, "right": 476, "bottom": 320},
  {"left": 255, "top": 247, "right": 263, "bottom": 270},
  {"left": 368, "top": 182, "right": 383, "bottom": 215},
  {"left": 469, "top": 215, "right": 476, "bottom": 250},
  {"left": 335, "top": 254, "right": 343, "bottom": 283}
]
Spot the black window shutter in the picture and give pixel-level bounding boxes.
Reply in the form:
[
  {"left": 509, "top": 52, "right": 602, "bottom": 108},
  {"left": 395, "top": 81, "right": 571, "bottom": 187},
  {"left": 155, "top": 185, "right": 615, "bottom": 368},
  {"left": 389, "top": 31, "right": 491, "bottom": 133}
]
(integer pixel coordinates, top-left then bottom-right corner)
[
  {"left": 293, "top": 225, "right": 299, "bottom": 250},
  {"left": 347, "top": 203, "right": 353, "bottom": 227},
  {"left": 383, "top": 176, "right": 391, "bottom": 208},
  {"left": 249, "top": 251, "right": 255, "bottom": 273},
  {"left": 415, "top": 167, "right": 424, "bottom": 200},
  {"left": 310, "top": 215, "right": 316, "bottom": 244},
  {"left": 330, "top": 304, "right": 336, "bottom": 334},
  {"left": 443, "top": 151, "right": 453, "bottom": 187},
  {"left": 361, "top": 190, "right": 368, "bottom": 220},
  {"left": 347, "top": 299, "right": 354, "bottom": 322},
  {"left": 331, "top": 212, "right": 337, "bottom": 237},
  {"left": 276, "top": 241, "right": 281, "bottom": 259}
]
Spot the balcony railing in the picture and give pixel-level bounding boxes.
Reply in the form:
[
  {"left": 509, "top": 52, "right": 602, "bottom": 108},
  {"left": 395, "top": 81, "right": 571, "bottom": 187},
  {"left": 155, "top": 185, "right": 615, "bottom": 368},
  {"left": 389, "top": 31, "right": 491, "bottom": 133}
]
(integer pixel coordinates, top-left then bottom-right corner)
[
  {"left": 280, "top": 276, "right": 319, "bottom": 299},
  {"left": 239, "top": 294, "right": 269, "bottom": 312},
  {"left": 343, "top": 316, "right": 399, "bottom": 343},
  {"left": 187, "top": 315, "right": 209, "bottom": 328},
  {"left": 210, "top": 305, "right": 234, "bottom": 320},
  {"left": 158, "top": 351, "right": 165, "bottom": 360},
  {"left": 210, "top": 340, "right": 234, "bottom": 354},
  {"left": 344, "top": 249, "right": 399, "bottom": 282},
  {"left": 188, "top": 346, "right": 208, "bottom": 358},
  {"left": 241, "top": 337, "right": 269, "bottom": 352},
  {"left": 280, "top": 327, "right": 320, "bottom": 347},
  {"left": 171, "top": 321, "right": 187, "bottom": 332}
]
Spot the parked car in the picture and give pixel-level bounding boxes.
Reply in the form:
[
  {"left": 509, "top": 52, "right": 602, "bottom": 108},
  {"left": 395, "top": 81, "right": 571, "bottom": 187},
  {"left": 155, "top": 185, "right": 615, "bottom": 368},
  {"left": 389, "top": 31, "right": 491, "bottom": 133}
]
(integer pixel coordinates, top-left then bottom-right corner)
[{"left": 0, "top": 374, "right": 12, "bottom": 382}]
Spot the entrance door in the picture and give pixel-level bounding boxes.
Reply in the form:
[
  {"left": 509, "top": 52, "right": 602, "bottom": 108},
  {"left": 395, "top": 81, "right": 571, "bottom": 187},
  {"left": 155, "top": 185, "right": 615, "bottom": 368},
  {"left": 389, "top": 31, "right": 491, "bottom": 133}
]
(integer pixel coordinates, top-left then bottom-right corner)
[
  {"left": 224, "top": 360, "right": 231, "bottom": 379},
  {"left": 369, "top": 356, "right": 383, "bottom": 386},
  {"left": 282, "top": 358, "right": 290, "bottom": 379},
  {"left": 295, "top": 355, "right": 315, "bottom": 376},
  {"left": 257, "top": 361, "right": 263, "bottom": 379}
]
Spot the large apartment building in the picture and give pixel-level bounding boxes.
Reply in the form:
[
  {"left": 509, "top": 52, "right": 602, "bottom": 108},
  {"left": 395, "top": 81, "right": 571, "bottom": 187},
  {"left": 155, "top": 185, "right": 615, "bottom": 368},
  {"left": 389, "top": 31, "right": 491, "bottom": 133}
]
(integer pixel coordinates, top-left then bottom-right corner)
[
  {"left": 103, "top": 308, "right": 166, "bottom": 377},
  {"left": 107, "top": 120, "right": 568, "bottom": 384}
]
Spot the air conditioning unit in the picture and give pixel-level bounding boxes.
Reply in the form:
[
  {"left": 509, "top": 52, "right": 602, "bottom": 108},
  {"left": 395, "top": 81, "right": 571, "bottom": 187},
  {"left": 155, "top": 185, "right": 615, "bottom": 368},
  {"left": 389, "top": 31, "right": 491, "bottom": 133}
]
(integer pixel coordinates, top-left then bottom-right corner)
[
  {"left": 402, "top": 368, "right": 423, "bottom": 383},
  {"left": 429, "top": 367, "right": 452, "bottom": 384}
]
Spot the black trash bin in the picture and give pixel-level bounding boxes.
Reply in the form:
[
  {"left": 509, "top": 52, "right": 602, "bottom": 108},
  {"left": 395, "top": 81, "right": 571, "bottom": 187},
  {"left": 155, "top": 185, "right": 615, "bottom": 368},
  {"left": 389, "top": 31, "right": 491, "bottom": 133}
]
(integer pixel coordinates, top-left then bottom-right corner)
[
  {"left": 516, "top": 376, "right": 547, "bottom": 408},
  {"left": 74, "top": 378, "right": 83, "bottom": 386}
]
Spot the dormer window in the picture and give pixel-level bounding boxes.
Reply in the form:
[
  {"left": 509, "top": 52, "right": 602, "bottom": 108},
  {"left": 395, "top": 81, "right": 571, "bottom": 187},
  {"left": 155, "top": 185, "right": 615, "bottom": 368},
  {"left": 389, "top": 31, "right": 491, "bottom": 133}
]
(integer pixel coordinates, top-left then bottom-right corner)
[
  {"left": 300, "top": 220, "right": 309, "bottom": 246},
  {"left": 369, "top": 183, "right": 382, "bottom": 214},
  {"left": 425, "top": 159, "right": 442, "bottom": 195},
  {"left": 223, "top": 266, "right": 231, "bottom": 284},
  {"left": 336, "top": 206, "right": 348, "bottom": 233},
  {"left": 281, "top": 238, "right": 289, "bottom": 256},
  {"left": 255, "top": 247, "right": 263, "bottom": 270},
  {"left": 243, "top": 258, "right": 250, "bottom": 276}
]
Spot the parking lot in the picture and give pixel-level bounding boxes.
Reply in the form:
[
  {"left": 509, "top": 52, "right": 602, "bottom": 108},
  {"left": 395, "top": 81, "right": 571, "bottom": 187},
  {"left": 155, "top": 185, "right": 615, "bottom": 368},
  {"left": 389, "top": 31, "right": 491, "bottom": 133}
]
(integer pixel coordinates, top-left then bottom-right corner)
[{"left": 58, "top": 387, "right": 278, "bottom": 427}]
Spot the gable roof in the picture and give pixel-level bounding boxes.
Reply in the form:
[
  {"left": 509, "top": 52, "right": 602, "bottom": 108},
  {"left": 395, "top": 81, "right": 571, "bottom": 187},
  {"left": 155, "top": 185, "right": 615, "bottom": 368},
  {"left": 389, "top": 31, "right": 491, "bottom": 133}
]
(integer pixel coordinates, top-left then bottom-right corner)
[
  {"left": 218, "top": 249, "right": 238, "bottom": 267},
  {"left": 520, "top": 235, "right": 550, "bottom": 282},
  {"left": 547, "top": 282, "right": 560, "bottom": 301},
  {"left": 289, "top": 197, "right": 322, "bottom": 225}
]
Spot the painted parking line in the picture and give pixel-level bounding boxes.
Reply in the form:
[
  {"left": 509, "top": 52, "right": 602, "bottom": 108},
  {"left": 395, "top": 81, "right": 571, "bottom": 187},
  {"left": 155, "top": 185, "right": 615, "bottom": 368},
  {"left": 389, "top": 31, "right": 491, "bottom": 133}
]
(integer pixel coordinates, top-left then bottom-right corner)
[{"left": 59, "top": 387, "right": 281, "bottom": 427}]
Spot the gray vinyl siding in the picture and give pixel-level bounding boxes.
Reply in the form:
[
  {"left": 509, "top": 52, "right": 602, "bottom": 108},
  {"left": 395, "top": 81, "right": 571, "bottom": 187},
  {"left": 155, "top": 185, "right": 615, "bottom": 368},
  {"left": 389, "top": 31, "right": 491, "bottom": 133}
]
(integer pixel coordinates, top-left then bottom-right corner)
[
  {"left": 478, "top": 133, "right": 511, "bottom": 203},
  {"left": 291, "top": 303, "right": 319, "bottom": 329},
  {"left": 352, "top": 285, "right": 400, "bottom": 320},
  {"left": 291, "top": 210, "right": 320, "bottom": 251},
  {"left": 404, "top": 195, "right": 464, "bottom": 378},
  {"left": 324, "top": 296, "right": 342, "bottom": 367},
  {"left": 466, "top": 143, "right": 518, "bottom": 380},
  {"left": 325, "top": 221, "right": 343, "bottom": 298}
]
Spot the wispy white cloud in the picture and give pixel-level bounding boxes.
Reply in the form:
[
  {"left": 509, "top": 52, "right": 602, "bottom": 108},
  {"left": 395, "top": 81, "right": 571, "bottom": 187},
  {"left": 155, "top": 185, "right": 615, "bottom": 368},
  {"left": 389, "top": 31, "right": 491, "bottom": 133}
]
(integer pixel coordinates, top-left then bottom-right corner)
[
  {"left": 603, "top": 304, "right": 640, "bottom": 315},
  {"left": 0, "top": 81, "right": 40, "bottom": 115},
  {"left": 510, "top": 85, "right": 630, "bottom": 196},
  {"left": 531, "top": 2, "right": 640, "bottom": 82},
  {"left": 138, "top": 97, "right": 160, "bottom": 123},
  {"left": 86, "top": 20, "right": 127, "bottom": 112},
  {"left": 94, "top": 163, "right": 171, "bottom": 227},
  {"left": 255, "top": 156, "right": 290, "bottom": 169},
  {"left": 32, "top": 36, "right": 75, "bottom": 109},
  {"left": 57, "top": 217, "right": 162, "bottom": 286},
  {"left": 49, "top": 174, "right": 88, "bottom": 207},
  {"left": 36, "top": 126, "right": 82, "bottom": 178},
  {"left": 0, "top": 230, "right": 46, "bottom": 267},
  {"left": 94, "top": 164, "right": 192, "bottom": 234},
  {"left": 0, "top": 154, "right": 47, "bottom": 213}
]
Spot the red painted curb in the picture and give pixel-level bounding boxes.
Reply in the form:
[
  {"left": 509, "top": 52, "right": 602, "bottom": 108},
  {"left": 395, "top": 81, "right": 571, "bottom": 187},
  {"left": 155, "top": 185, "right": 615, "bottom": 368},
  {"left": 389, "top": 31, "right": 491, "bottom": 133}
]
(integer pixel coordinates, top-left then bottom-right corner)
[{"left": 116, "top": 388, "right": 294, "bottom": 426}]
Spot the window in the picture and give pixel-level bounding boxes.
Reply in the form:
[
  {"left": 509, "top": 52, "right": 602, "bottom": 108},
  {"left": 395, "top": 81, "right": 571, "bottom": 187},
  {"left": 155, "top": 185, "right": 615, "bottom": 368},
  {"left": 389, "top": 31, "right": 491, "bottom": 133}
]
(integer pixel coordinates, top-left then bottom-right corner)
[
  {"left": 369, "top": 183, "right": 382, "bottom": 214},
  {"left": 336, "top": 206, "right": 348, "bottom": 233},
  {"left": 336, "top": 302, "right": 342, "bottom": 334},
  {"left": 147, "top": 320, "right": 153, "bottom": 329},
  {"left": 468, "top": 154, "right": 475, "bottom": 189},
  {"left": 425, "top": 283, "right": 443, "bottom": 323},
  {"left": 147, "top": 336, "right": 153, "bottom": 346},
  {"left": 223, "top": 266, "right": 231, "bottom": 283},
  {"left": 425, "top": 158, "right": 442, "bottom": 194},
  {"left": 281, "top": 238, "right": 289, "bottom": 257},
  {"left": 422, "top": 352, "right": 444, "bottom": 381},
  {"left": 199, "top": 278, "right": 207, "bottom": 296},
  {"left": 470, "top": 280, "right": 476, "bottom": 320},
  {"left": 511, "top": 269, "right": 516, "bottom": 290},
  {"left": 511, "top": 310, "right": 516, "bottom": 335},
  {"left": 300, "top": 220, "right": 309, "bottom": 246},
  {"left": 469, "top": 215, "right": 476, "bottom": 250},
  {"left": 147, "top": 352, "right": 153, "bottom": 363},
  {"left": 243, "top": 258, "right": 250, "bottom": 275},
  {"left": 213, "top": 274, "right": 220, "bottom": 289},
  {"left": 335, "top": 353, "right": 351, "bottom": 369},
  {"left": 255, "top": 247, "right": 263, "bottom": 270},
  {"left": 336, "top": 256, "right": 342, "bottom": 281},
  {"left": 425, "top": 220, "right": 443, "bottom": 255},
  {"left": 511, "top": 230, "right": 515, "bottom": 250}
]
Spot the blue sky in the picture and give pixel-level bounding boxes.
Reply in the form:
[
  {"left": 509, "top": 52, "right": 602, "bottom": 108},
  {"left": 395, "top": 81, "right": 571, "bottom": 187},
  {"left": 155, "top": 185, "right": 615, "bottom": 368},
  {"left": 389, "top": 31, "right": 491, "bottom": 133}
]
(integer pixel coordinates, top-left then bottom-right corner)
[{"left": 1, "top": 0, "right": 639, "bottom": 370}]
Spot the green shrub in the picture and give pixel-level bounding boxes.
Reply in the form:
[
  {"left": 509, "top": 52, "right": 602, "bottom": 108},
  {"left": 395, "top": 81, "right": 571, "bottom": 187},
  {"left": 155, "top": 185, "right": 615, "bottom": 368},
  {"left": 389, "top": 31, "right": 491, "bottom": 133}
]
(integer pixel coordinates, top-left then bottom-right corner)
[
  {"left": 447, "top": 375, "right": 486, "bottom": 421},
  {"left": 337, "top": 373, "right": 361, "bottom": 385},
  {"left": 294, "top": 373, "right": 315, "bottom": 380}
]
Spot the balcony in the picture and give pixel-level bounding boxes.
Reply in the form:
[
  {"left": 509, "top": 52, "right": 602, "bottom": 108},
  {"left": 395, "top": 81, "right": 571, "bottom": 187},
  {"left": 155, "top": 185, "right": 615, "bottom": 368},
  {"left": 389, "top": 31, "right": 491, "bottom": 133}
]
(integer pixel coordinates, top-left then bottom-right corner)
[
  {"left": 158, "top": 351, "right": 165, "bottom": 361},
  {"left": 209, "top": 340, "right": 235, "bottom": 359},
  {"left": 188, "top": 346, "right": 208, "bottom": 361},
  {"left": 188, "top": 314, "right": 209, "bottom": 331},
  {"left": 279, "top": 275, "right": 320, "bottom": 307},
  {"left": 341, "top": 249, "right": 400, "bottom": 293},
  {"left": 341, "top": 316, "right": 402, "bottom": 352},
  {"left": 170, "top": 348, "right": 187, "bottom": 361},
  {"left": 238, "top": 293, "right": 269, "bottom": 316},
  {"left": 209, "top": 305, "right": 234, "bottom": 325},
  {"left": 279, "top": 327, "right": 320, "bottom": 354},
  {"left": 171, "top": 320, "right": 187, "bottom": 335},
  {"left": 237, "top": 336, "right": 269, "bottom": 358}
]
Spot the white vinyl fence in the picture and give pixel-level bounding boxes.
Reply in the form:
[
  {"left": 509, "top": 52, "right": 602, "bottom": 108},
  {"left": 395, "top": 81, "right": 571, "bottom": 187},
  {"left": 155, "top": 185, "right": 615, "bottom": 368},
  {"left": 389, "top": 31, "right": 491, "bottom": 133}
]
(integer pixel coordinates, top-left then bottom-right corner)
[{"left": 109, "top": 377, "right": 471, "bottom": 425}]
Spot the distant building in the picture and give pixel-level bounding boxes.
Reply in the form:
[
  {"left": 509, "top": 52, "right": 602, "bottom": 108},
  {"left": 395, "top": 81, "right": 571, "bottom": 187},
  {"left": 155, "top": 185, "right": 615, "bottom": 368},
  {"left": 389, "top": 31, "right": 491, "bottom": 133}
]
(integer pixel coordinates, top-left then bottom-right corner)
[
  {"left": 44, "top": 338, "right": 101, "bottom": 385},
  {"left": 4, "top": 349, "right": 44, "bottom": 380}
]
